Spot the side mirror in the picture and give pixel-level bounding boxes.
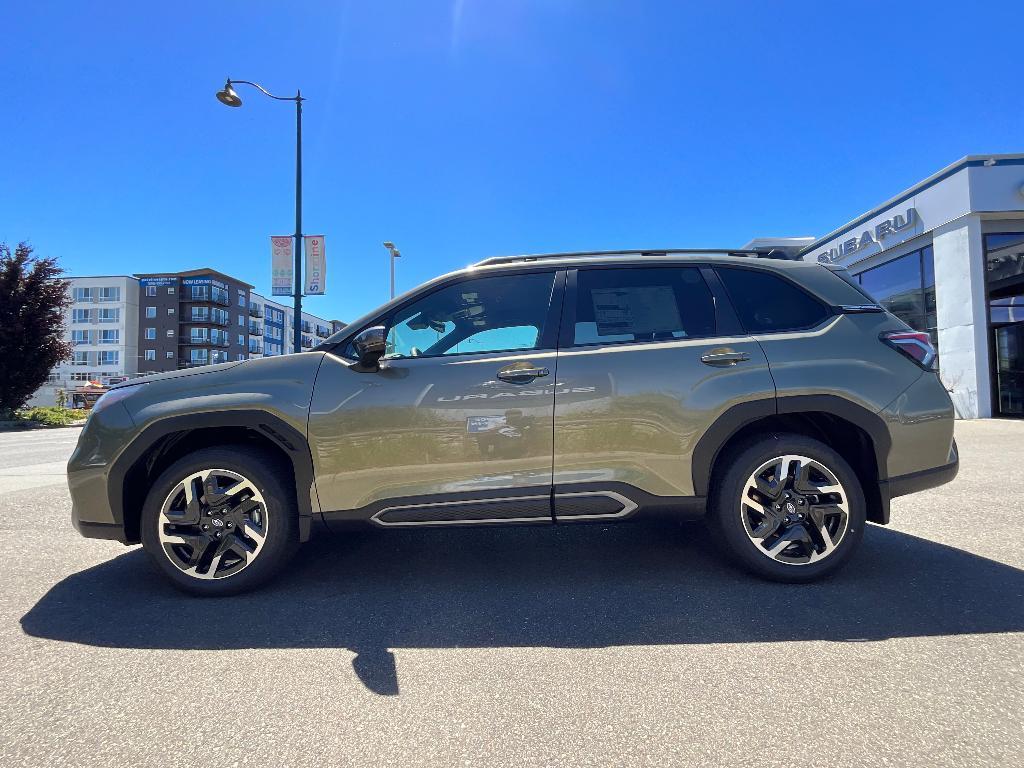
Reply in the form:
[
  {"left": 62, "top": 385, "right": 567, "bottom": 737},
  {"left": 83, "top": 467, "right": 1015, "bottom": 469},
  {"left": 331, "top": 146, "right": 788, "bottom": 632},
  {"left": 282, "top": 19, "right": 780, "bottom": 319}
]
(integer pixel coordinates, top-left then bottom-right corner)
[{"left": 352, "top": 325, "right": 387, "bottom": 369}]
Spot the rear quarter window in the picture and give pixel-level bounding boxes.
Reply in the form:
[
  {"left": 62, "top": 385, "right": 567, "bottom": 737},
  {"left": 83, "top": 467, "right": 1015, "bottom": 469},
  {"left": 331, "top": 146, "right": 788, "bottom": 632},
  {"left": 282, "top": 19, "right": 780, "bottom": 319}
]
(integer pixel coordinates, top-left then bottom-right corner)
[{"left": 716, "top": 267, "right": 830, "bottom": 333}]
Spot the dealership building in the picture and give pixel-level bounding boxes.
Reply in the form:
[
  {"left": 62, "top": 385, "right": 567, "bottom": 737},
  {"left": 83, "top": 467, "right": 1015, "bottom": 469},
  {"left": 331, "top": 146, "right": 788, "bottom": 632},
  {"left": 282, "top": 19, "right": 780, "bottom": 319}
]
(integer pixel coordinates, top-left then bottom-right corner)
[{"left": 750, "top": 154, "right": 1024, "bottom": 420}]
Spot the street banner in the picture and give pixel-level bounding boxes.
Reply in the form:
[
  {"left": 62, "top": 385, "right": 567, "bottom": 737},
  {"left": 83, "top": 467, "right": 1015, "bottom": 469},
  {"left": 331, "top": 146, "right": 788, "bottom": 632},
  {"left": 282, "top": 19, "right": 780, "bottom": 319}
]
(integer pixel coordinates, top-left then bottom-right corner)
[
  {"left": 271, "top": 236, "right": 293, "bottom": 296},
  {"left": 304, "top": 235, "right": 326, "bottom": 295}
]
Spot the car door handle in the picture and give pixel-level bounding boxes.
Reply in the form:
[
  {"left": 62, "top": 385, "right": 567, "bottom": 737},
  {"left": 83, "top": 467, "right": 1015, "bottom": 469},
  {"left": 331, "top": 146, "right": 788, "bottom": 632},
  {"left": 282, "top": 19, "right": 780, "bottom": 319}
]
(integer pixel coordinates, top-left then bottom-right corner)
[
  {"left": 700, "top": 351, "right": 750, "bottom": 366},
  {"left": 496, "top": 366, "right": 550, "bottom": 383}
]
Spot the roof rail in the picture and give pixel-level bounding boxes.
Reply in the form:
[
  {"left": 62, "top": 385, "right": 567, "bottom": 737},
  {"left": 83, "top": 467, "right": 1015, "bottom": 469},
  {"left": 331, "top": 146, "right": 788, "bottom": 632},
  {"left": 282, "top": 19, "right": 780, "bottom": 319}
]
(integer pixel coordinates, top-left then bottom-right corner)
[{"left": 472, "top": 248, "right": 760, "bottom": 268}]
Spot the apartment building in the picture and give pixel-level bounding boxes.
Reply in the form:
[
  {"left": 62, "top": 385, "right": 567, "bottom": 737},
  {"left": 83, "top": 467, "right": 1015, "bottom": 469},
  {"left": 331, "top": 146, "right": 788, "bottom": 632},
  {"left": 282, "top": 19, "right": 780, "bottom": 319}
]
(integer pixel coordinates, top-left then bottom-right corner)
[
  {"left": 32, "top": 276, "right": 141, "bottom": 406},
  {"left": 30, "top": 268, "right": 344, "bottom": 405},
  {"left": 135, "top": 269, "right": 253, "bottom": 373},
  {"left": 248, "top": 292, "right": 338, "bottom": 357}
]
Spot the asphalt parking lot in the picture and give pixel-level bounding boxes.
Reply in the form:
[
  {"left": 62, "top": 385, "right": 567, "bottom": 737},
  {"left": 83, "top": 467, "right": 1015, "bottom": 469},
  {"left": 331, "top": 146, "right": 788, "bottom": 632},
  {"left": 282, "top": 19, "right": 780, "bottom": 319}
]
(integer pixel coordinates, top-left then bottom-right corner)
[{"left": 1, "top": 422, "right": 1022, "bottom": 767}]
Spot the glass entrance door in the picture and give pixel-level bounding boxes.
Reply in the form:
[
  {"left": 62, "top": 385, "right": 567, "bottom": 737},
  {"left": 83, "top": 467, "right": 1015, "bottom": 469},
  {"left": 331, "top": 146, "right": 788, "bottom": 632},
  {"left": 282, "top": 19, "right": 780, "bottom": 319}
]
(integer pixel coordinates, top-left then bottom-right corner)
[
  {"left": 992, "top": 293, "right": 1024, "bottom": 417},
  {"left": 994, "top": 322, "right": 1024, "bottom": 416},
  {"left": 985, "top": 232, "right": 1024, "bottom": 418}
]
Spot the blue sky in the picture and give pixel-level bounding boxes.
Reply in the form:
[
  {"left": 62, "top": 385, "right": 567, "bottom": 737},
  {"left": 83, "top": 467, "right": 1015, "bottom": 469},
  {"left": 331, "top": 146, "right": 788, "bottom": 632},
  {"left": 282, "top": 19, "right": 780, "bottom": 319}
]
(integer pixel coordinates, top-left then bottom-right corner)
[{"left": 2, "top": 0, "right": 1021, "bottom": 322}]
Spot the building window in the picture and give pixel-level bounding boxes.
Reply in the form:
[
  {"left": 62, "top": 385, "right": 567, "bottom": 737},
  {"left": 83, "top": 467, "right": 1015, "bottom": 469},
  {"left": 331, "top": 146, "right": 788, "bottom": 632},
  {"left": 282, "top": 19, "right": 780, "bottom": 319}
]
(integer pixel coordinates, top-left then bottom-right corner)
[
  {"left": 146, "top": 306, "right": 156, "bottom": 318},
  {"left": 146, "top": 285, "right": 157, "bottom": 297},
  {"left": 72, "top": 352, "right": 89, "bottom": 366},
  {"left": 166, "top": 329, "right": 175, "bottom": 337},
  {"left": 165, "top": 351, "right": 174, "bottom": 359},
  {"left": 99, "top": 330, "right": 119, "bottom": 344},
  {"left": 190, "top": 349, "right": 209, "bottom": 366},
  {"left": 211, "top": 328, "right": 229, "bottom": 346},
  {"left": 98, "top": 287, "right": 120, "bottom": 302},
  {"left": 167, "top": 308, "right": 175, "bottom": 316},
  {"left": 191, "top": 306, "right": 210, "bottom": 322},
  {"left": 238, "top": 292, "right": 246, "bottom": 308},
  {"left": 211, "top": 350, "right": 228, "bottom": 365},
  {"left": 855, "top": 245, "right": 937, "bottom": 360},
  {"left": 71, "top": 330, "right": 90, "bottom": 345},
  {"left": 168, "top": 287, "right": 176, "bottom": 295},
  {"left": 237, "top": 353, "right": 246, "bottom": 361},
  {"left": 238, "top": 314, "right": 245, "bottom": 326},
  {"left": 72, "top": 309, "right": 90, "bottom": 323},
  {"left": 99, "top": 351, "right": 119, "bottom": 366},
  {"left": 73, "top": 287, "right": 94, "bottom": 302},
  {"left": 212, "top": 308, "right": 229, "bottom": 325},
  {"left": 98, "top": 308, "right": 119, "bottom": 323},
  {"left": 191, "top": 285, "right": 210, "bottom": 301},
  {"left": 212, "top": 286, "right": 229, "bottom": 305},
  {"left": 145, "top": 327, "right": 156, "bottom": 340},
  {"left": 145, "top": 349, "right": 156, "bottom": 361},
  {"left": 190, "top": 327, "right": 209, "bottom": 343},
  {"left": 986, "top": 233, "right": 1024, "bottom": 285}
]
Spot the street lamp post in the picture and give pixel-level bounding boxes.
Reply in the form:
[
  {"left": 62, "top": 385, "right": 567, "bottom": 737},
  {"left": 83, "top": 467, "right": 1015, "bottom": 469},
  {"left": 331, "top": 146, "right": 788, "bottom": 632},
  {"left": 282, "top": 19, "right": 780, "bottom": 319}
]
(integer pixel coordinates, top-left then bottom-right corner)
[
  {"left": 383, "top": 241, "right": 401, "bottom": 299},
  {"left": 216, "top": 78, "right": 305, "bottom": 354}
]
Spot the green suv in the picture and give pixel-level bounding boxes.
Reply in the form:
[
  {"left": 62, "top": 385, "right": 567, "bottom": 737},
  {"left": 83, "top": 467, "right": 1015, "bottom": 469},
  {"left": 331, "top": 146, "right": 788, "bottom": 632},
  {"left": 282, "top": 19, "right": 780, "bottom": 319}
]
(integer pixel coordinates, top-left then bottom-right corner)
[{"left": 69, "top": 251, "right": 958, "bottom": 595}]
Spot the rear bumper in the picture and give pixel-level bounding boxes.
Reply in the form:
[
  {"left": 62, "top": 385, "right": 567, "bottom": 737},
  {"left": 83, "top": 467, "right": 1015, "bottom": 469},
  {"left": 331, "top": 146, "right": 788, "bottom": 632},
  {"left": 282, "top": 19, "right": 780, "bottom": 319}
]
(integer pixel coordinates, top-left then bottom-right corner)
[{"left": 876, "top": 439, "right": 959, "bottom": 522}]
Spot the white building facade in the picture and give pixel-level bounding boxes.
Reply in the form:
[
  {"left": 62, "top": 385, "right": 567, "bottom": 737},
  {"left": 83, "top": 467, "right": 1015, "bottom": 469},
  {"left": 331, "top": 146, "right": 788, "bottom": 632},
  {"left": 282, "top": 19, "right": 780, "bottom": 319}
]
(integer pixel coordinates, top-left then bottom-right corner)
[
  {"left": 795, "top": 154, "right": 1024, "bottom": 419},
  {"left": 34, "top": 276, "right": 141, "bottom": 406}
]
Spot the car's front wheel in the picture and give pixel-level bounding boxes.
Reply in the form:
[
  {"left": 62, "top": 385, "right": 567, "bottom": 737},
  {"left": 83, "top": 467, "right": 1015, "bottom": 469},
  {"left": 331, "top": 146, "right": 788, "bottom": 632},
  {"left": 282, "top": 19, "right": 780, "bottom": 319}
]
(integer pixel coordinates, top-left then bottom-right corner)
[
  {"left": 708, "top": 433, "right": 866, "bottom": 582},
  {"left": 140, "top": 446, "right": 299, "bottom": 596}
]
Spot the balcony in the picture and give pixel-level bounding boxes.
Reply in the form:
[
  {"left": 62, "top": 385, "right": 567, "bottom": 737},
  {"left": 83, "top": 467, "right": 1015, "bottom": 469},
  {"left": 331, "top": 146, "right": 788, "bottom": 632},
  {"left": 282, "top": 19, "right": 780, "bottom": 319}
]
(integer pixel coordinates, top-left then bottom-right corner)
[
  {"left": 187, "top": 291, "right": 230, "bottom": 307},
  {"left": 249, "top": 306, "right": 264, "bottom": 318},
  {"left": 248, "top": 343, "right": 264, "bottom": 355},
  {"left": 315, "top": 326, "right": 330, "bottom": 338},
  {"left": 185, "top": 314, "right": 230, "bottom": 326},
  {"left": 301, "top": 321, "right": 313, "bottom": 334},
  {"left": 183, "top": 337, "right": 230, "bottom": 348},
  {"left": 248, "top": 324, "right": 264, "bottom": 336}
]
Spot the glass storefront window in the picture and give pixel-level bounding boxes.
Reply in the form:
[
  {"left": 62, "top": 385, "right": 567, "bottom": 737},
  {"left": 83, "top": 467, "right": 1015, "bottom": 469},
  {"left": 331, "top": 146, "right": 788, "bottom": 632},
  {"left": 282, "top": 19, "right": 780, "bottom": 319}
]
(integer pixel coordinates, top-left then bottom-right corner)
[
  {"left": 855, "top": 246, "right": 938, "bottom": 366},
  {"left": 858, "top": 252, "right": 926, "bottom": 329},
  {"left": 985, "top": 233, "right": 1024, "bottom": 284}
]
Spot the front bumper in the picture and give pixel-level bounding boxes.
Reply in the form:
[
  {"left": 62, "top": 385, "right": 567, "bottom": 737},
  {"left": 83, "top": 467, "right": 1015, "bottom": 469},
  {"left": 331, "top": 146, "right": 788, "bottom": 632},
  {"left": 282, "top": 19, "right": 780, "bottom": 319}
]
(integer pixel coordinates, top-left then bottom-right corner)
[{"left": 68, "top": 400, "right": 136, "bottom": 544}]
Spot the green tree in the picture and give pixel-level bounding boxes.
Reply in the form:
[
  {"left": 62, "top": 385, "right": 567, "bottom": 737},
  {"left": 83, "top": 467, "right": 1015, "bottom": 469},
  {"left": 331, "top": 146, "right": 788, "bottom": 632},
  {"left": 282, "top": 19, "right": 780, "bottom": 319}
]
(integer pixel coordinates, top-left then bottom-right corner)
[{"left": 0, "top": 242, "right": 72, "bottom": 415}]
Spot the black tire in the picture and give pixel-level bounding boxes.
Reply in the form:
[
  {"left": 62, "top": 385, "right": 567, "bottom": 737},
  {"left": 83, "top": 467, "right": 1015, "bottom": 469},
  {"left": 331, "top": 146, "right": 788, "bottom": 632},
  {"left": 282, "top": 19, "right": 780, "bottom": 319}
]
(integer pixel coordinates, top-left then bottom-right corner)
[
  {"left": 140, "top": 445, "right": 300, "bottom": 596},
  {"left": 708, "top": 433, "right": 866, "bottom": 583}
]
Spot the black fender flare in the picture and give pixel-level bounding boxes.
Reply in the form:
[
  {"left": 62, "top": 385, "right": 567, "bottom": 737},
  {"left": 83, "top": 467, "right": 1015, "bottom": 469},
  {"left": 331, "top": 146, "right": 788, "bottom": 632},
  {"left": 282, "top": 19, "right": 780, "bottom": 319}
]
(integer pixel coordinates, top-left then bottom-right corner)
[
  {"left": 690, "top": 395, "right": 891, "bottom": 498},
  {"left": 108, "top": 410, "right": 317, "bottom": 542}
]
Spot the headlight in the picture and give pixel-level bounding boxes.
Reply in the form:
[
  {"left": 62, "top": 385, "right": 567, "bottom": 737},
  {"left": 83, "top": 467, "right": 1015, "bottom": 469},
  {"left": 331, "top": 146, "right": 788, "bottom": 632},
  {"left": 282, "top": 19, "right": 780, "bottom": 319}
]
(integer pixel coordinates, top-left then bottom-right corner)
[{"left": 91, "top": 382, "right": 147, "bottom": 416}]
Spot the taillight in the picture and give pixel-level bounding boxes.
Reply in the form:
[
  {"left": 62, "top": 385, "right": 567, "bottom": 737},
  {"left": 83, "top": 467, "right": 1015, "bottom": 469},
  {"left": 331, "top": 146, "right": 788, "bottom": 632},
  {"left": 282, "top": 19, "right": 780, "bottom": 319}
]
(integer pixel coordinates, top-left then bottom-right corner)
[{"left": 880, "top": 331, "right": 936, "bottom": 370}]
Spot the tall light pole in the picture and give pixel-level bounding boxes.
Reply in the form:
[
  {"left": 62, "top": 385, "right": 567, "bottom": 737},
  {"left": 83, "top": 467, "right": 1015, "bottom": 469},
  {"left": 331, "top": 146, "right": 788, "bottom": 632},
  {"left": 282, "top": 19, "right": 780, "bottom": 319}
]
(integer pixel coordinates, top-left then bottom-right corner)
[
  {"left": 383, "top": 241, "right": 401, "bottom": 299},
  {"left": 216, "top": 78, "right": 305, "bottom": 354}
]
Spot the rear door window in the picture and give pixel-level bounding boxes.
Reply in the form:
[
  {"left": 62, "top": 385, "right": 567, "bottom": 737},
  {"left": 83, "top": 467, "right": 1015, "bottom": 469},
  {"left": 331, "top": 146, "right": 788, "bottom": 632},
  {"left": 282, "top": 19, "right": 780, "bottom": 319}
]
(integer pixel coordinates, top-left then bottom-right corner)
[
  {"left": 715, "top": 267, "right": 829, "bottom": 333},
  {"left": 572, "top": 267, "right": 716, "bottom": 345}
]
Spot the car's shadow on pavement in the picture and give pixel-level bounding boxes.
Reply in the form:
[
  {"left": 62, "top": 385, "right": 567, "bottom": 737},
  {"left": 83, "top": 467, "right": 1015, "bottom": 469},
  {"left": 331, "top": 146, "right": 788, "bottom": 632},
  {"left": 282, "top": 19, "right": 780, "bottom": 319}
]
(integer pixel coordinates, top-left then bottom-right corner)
[{"left": 21, "top": 521, "right": 1024, "bottom": 695}]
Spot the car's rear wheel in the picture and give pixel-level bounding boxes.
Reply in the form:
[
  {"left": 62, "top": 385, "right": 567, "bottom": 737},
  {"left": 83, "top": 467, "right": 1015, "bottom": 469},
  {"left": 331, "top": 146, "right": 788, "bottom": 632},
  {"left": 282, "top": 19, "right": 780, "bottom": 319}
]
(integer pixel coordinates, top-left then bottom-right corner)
[
  {"left": 140, "top": 446, "right": 299, "bottom": 596},
  {"left": 709, "top": 433, "right": 865, "bottom": 582}
]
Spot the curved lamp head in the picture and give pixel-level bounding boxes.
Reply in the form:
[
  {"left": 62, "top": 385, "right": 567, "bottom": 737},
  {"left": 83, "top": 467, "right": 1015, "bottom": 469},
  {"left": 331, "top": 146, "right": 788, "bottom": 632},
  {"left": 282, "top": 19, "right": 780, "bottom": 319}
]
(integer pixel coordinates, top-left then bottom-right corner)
[{"left": 216, "top": 82, "right": 242, "bottom": 107}]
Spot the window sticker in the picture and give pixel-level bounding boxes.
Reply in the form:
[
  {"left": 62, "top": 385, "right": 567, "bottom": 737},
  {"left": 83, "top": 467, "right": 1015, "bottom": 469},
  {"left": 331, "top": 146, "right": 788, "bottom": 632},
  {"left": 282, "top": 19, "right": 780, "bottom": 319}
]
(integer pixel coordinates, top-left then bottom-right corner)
[{"left": 591, "top": 286, "right": 682, "bottom": 337}]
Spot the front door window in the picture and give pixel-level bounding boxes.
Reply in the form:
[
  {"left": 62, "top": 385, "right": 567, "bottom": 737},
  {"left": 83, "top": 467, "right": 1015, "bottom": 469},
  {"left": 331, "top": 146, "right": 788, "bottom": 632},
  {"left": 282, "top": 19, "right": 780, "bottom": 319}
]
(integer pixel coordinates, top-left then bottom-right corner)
[{"left": 384, "top": 272, "right": 556, "bottom": 358}]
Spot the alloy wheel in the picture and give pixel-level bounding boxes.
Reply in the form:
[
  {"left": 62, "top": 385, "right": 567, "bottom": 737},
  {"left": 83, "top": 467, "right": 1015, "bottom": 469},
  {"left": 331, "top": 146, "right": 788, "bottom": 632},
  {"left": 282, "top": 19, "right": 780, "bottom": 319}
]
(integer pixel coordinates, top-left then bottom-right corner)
[
  {"left": 157, "top": 468, "right": 269, "bottom": 580},
  {"left": 739, "top": 454, "right": 849, "bottom": 565}
]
